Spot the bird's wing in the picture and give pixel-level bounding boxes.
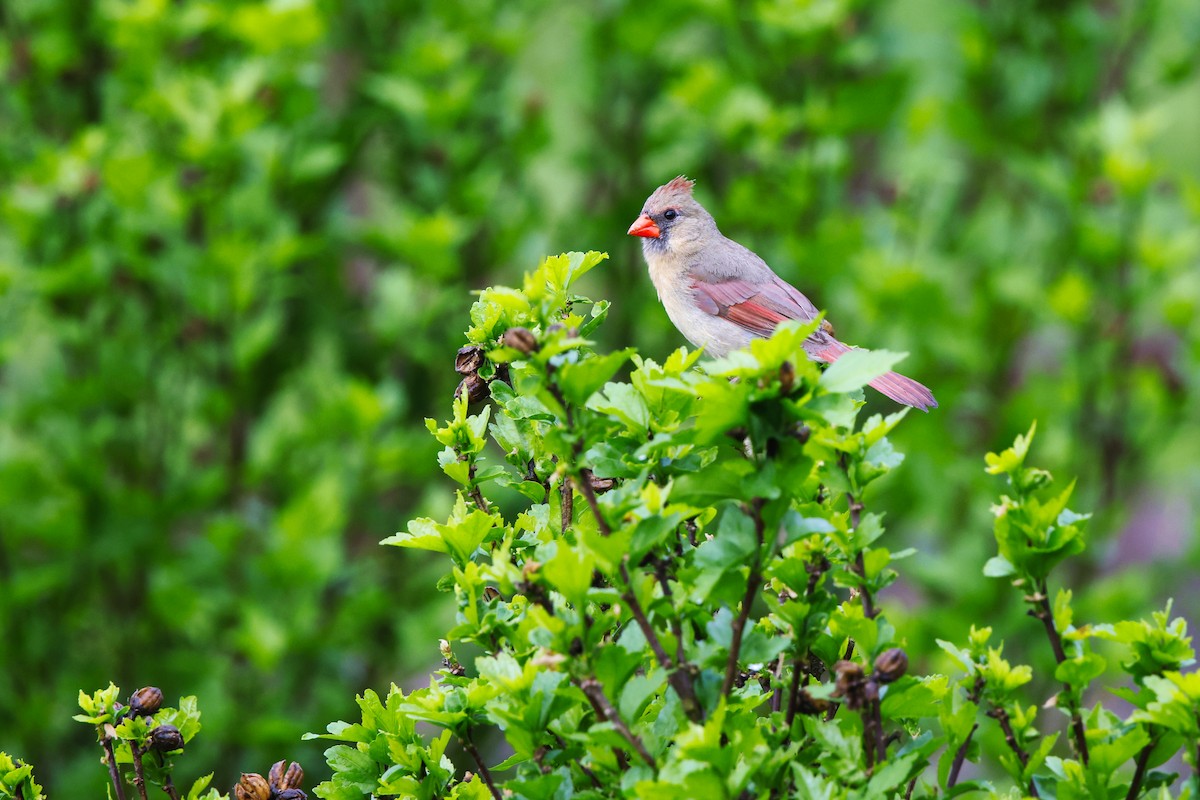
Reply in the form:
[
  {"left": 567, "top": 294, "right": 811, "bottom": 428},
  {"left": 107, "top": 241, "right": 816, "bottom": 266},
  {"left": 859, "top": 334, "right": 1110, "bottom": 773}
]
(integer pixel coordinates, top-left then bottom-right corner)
[{"left": 690, "top": 276, "right": 824, "bottom": 338}]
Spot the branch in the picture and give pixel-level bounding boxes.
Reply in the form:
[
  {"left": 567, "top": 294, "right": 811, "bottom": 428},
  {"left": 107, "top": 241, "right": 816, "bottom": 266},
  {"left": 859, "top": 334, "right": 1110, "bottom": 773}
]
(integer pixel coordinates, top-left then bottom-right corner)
[
  {"left": 620, "top": 561, "right": 702, "bottom": 721},
  {"left": 101, "top": 734, "right": 129, "bottom": 800},
  {"left": 988, "top": 707, "right": 1039, "bottom": 798},
  {"left": 1029, "top": 584, "right": 1089, "bottom": 765},
  {"left": 1125, "top": 734, "right": 1157, "bottom": 800},
  {"left": 946, "top": 723, "right": 979, "bottom": 787},
  {"left": 460, "top": 732, "right": 502, "bottom": 800},
  {"left": 721, "top": 499, "right": 766, "bottom": 699},
  {"left": 466, "top": 461, "right": 490, "bottom": 513},
  {"left": 574, "top": 470, "right": 610, "bottom": 536},
  {"left": 579, "top": 678, "right": 656, "bottom": 768},
  {"left": 130, "top": 745, "right": 150, "bottom": 800}
]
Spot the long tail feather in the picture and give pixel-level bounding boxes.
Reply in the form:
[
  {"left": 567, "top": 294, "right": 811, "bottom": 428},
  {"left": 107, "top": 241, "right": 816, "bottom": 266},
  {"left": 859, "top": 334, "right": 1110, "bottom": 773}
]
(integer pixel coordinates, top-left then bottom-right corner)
[
  {"left": 813, "top": 340, "right": 938, "bottom": 411},
  {"left": 868, "top": 371, "right": 938, "bottom": 411}
]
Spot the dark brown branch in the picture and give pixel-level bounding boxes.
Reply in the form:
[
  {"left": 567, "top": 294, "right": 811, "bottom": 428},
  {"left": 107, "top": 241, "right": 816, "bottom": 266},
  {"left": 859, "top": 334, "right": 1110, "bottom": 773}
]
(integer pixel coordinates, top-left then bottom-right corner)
[
  {"left": 102, "top": 734, "right": 129, "bottom": 800},
  {"left": 579, "top": 678, "right": 656, "bottom": 768},
  {"left": 130, "top": 745, "right": 149, "bottom": 800},
  {"left": 721, "top": 499, "right": 766, "bottom": 699},
  {"left": 1125, "top": 734, "right": 1157, "bottom": 800},
  {"left": 460, "top": 733, "right": 502, "bottom": 800},
  {"left": 1029, "top": 584, "right": 1089, "bottom": 765},
  {"left": 947, "top": 723, "right": 979, "bottom": 787},
  {"left": 161, "top": 770, "right": 181, "bottom": 800},
  {"left": 988, "top": 707, "right": 1038, "bottom": 798},
  {"left": 574, "top": 471, "right": 610, "bottom": 536},
  {"left": 466, "top": 461, "right": 490, "bottom": 513},
  {"left": 639, "top": 560, "right": 703, "bottom": 722}
]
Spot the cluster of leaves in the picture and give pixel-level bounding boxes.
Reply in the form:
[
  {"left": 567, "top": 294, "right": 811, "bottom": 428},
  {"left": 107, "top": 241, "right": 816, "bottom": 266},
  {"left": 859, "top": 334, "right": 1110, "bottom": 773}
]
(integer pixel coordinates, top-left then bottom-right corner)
[
  {"left": 0, "top": 685, "right": 311, "bottom": 800},
  {"left": 71, "top": 683, "right": 215, "bottom": 800},
  {"left": 4, "top": 0, "right": 1200, "bottom": 793},
  {"left": 307, "top": 254, "right": 1200, "bottom": 798}
]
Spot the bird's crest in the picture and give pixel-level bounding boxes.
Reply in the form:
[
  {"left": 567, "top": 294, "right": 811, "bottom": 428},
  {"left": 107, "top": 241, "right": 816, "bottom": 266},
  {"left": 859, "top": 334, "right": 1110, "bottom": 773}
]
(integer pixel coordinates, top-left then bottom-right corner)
[
  {"left": 664, "top": 175, "right": 694, "bottom": 194},
  {"left": 647, "top": 175, "right": 696, "bottom": 208}
]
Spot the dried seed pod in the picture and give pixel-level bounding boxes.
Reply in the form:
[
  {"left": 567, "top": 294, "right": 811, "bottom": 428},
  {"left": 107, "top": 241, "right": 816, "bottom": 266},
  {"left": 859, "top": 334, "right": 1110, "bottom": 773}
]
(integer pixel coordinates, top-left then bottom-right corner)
[
  {"left": 128, "top": 686, "right": 163, "bottom": 718},
  {"left": 276, "top": 790, "right": 308, "bottom": 800},
  {"left": 832, "top": 660, "right": 871, "bottom": 710},
  {"left": 148, "top": 724, "right": 185, "bottom": 753},
  {"left": 454, "top": 345, "right": 484, "bottom": 375},
  {"left": 455, "top": 373, "right": 489, "bottom": 403},
  {"left": 502, "top": 327, "right": 538, "bottom": 355},
  {"left": 276, "top": 761, "right": 304, "bottom": 790},
  {"left": 873, "top": 648, "right": 909, "bottom": 684},
  {"left": 234, "top": 773, "right": 271, "bottom": 800}
]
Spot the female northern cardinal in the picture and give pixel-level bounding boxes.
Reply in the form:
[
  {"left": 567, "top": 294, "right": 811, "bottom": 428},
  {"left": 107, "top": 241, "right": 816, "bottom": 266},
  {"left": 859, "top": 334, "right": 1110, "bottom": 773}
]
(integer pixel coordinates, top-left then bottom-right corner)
[{"left": 628, "top": 176, "right": 937, "bottom": 410}]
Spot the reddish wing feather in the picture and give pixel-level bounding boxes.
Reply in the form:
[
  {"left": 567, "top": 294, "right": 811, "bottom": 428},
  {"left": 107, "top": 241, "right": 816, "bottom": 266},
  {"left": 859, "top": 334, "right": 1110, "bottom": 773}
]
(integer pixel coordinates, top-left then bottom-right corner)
[{"left": 691, "top": 278, "right": 820, "bottom": 338}]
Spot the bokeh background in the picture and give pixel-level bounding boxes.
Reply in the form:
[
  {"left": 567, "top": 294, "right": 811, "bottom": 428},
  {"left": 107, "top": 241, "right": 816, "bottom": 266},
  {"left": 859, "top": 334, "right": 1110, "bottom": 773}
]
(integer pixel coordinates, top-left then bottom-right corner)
[{"left": 2, "top": 0, "right": 1199, "bottom": 793}]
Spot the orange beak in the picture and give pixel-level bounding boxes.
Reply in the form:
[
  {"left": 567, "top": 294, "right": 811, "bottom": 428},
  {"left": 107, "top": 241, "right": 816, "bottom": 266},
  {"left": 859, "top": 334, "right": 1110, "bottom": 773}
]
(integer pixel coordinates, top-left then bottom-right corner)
[{"left": 627, "top": 214, "right": 661, "bottom": 238}]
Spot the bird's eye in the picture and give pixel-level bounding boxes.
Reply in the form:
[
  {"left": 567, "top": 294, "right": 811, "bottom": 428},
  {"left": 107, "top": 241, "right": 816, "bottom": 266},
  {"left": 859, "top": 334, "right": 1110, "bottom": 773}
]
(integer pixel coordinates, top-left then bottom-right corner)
[{"left": 663, "top": 209, "right": 678, "bottom": 220}]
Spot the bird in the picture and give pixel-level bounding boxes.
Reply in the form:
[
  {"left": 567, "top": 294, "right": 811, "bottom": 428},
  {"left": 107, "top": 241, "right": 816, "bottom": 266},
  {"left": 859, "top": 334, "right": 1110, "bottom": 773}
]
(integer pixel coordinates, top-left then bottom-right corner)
[{"left": 627, "top": 176, "right": 937, "bottom": 411}]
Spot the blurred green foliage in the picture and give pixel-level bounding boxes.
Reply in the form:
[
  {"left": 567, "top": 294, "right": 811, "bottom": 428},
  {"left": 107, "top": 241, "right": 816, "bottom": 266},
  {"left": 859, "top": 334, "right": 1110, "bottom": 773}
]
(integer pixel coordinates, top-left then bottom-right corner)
[{"left": 1, "top": 0, "right": 1199, "bottom": 794}]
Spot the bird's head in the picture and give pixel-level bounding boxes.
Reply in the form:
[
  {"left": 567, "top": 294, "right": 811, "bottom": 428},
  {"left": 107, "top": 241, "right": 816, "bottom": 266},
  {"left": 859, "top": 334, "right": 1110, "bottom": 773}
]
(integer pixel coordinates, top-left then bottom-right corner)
[{"left": 627, "top": 176, "right": 714, "bottom": 256}]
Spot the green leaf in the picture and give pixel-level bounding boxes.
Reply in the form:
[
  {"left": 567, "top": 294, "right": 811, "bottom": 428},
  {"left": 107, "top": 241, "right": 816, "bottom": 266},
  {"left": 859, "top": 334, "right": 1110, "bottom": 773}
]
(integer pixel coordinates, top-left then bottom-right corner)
[
  {"left": 556, "top": 349, "right": 634, "bottom": 406},
  {"left": 819, "top": 349, "right": 906, "bottom": 394}
]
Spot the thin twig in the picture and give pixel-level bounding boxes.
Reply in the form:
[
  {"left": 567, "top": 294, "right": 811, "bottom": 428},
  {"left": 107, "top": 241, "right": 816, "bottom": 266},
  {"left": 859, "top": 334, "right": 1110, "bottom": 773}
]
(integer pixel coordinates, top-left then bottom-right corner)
[
  {"left": 460, "top": 733, "right": 502, "bottom": 800},
  {"left": 947, "top": 723, "right": 979, "bottom": 787},
  {"left": 579, "top": 678, "right": 656, "bottom": 768},
  {"left": 574, "top": 471, "right": 610, "bottom": 536},
  {"left": 1125, "top": 734, "right": 1157, "bottom": 800},
  {"left": 466, "top": 462, "right": 490, "bottom": 513},
  {"left": 102, "top": 735, "right": 129, "bottom": 800},
  {"left": 721, "top": 499, "right": 766, "bottom": 699},
  {"left": 1029, "top": 583, "right": 1089, "bottom": 765},
  {"left": 988, "top": 707, "right": 1038, "bottom": 798},
  {"left": 130, "top": 745, "right": 149, "bottom": 800},
  {"left": 623, "top": 560, "right": 702, "bottom": 722},
  {"left": 161, "top": 771, "right": 181, "bottom": 800}
]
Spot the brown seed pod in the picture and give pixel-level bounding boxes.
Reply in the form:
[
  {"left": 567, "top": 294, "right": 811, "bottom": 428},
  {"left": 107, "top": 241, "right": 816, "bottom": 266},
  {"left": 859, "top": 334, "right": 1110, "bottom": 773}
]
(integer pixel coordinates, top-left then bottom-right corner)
[
  {"left": 502, "top": 327, "right": 538, "bottom": 355},
  {"left": 873, "top": 648, "right": 909, "bottom": 684},
  {"left": 148, "top": 724, "right": 185, "bottom": 753},
  {"left": 455, "top": 373, "right": 489, "bottom": 403},
  {"left": 454, "top": 345, "right": 485, "bottom": 375},
  {"left": 128, "top": 686, "right": 163, "bottom": 718},
  {"left": 234, "top": 774, "right": 271, "bottom": 800}
]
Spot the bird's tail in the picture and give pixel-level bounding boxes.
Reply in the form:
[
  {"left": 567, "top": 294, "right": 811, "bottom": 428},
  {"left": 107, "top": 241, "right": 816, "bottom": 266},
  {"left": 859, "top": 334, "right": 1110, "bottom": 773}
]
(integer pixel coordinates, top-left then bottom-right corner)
[
  {"left": 868, "top": 370, "right": 938, "bottom": 411},
  {"left": 813, "top": 340, "right": 938, "bottom": 411}
]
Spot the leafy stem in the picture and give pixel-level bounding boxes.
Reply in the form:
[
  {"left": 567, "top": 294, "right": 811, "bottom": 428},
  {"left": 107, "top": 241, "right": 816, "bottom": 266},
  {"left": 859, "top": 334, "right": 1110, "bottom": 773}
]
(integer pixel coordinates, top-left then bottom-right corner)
[
  {"left": 101, "top": 732, "right": 128, "bottom": 800},
  {"left": 130, "top": 744, "right": 149, "bottom": 800},
  {"left": 1028, "top": 582, "right": 1089, "bottom": 765},
  {"left": 721, "top": 498, "right": 766, "bottom": 699},
  {"left": 987, "top": 706, "right": 1039, "bottom": 798},
  {"left": 578, "top": 678, "right": 656, "bottom": 768},
  {"left": 1124, "top": 732, "right": 1158, "bottom": 800},
  {"left": 459, "top": 730, "right": 501, "bottom": 800}
]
